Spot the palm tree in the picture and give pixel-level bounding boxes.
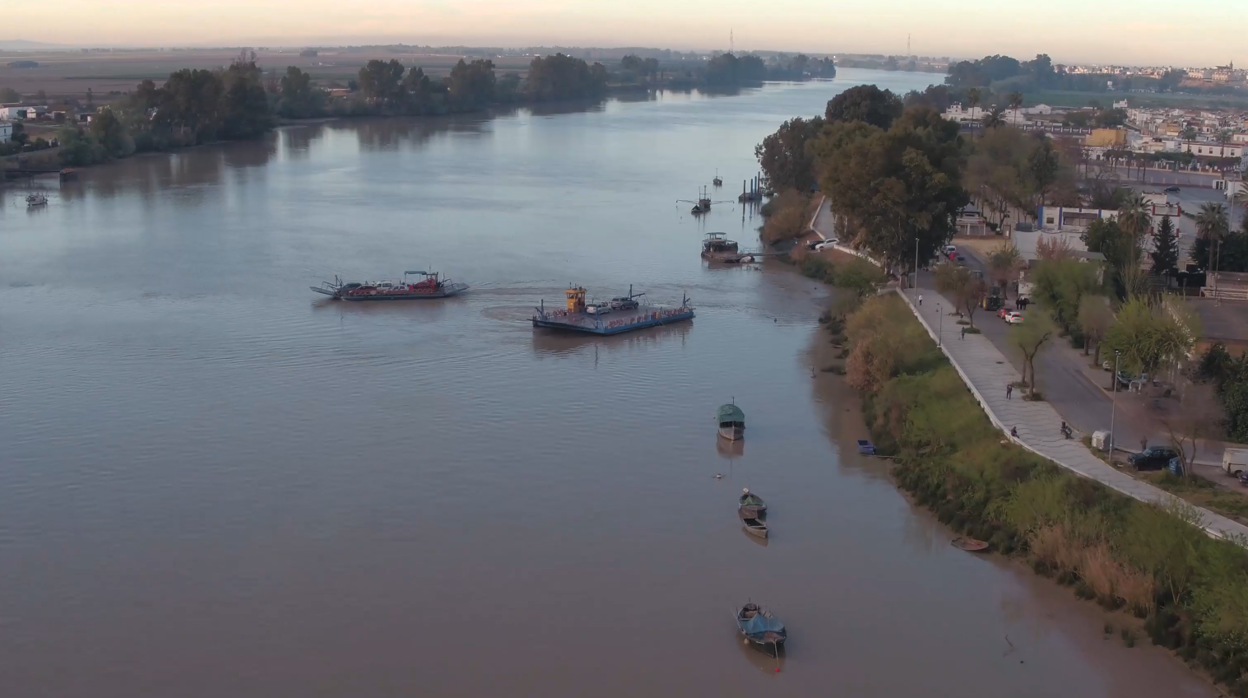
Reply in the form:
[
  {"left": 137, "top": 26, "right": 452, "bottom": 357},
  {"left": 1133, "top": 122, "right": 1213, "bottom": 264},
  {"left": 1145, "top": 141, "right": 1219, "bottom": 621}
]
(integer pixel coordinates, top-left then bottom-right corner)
[
  {"left": 1117, "top": 190, "right": 1152, "bottom": 239},
  {"left": 966, "top": 87, "right": 982, "bottom": 118},
  {"left": 1008, "top": 91, "right": 1023, "bottom": 126},
  {"left": 982, "top": 107, "right": 1006, "bottom": 129},
  {"left": 1196, "top": 201, "right": 1230, "bottom": 278}
]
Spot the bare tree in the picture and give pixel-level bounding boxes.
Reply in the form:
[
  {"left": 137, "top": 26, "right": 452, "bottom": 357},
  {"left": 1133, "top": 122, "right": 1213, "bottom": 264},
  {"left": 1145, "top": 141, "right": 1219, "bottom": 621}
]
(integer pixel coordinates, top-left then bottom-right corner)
[
  {"left": 935, "top": 263, "right": 987, "bottom": 327},
  {"left": 1011, "top": 312, "right": 1055, "bottom": 395},
  {"left": 1078, "top": 294, "right": 1114, "bottom": 363},
  {"left": 1161, "top": 381, "right": 1226, "bottom": 471},
  {"left": 1036, "top": 234, "right": 1077, "bottom": 261}
]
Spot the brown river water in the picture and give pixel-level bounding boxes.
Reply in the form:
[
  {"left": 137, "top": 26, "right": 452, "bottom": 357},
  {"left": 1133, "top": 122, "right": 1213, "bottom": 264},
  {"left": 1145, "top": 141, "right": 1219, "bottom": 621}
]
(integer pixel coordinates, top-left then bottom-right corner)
[{"left": 0, "top": 70, "right": 1218, "bottom": 697}]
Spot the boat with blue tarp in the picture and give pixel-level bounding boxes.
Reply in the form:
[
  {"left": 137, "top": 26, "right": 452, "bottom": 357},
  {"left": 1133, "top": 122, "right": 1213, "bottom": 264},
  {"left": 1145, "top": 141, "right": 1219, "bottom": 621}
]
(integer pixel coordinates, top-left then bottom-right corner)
[{"left": 735, "top": 603, "right": 787, "bottom": 654}]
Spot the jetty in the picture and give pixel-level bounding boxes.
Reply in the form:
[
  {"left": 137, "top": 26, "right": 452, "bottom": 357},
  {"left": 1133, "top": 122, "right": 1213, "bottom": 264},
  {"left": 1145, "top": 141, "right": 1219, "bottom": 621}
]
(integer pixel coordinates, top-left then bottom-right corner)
[{"left": 532, "top": 285, "right": 694, "bottom": 335}]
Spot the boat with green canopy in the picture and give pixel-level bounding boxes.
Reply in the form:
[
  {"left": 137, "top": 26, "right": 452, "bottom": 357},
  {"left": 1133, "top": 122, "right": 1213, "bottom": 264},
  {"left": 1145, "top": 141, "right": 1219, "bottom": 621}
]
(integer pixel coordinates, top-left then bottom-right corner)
[{"left": 717, "top": 402, "right": 745, "bottom": 441}]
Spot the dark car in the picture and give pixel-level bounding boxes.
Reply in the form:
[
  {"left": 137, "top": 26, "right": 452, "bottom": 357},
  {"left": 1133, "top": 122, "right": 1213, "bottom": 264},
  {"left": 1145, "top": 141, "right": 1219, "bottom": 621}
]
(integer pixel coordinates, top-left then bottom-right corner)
[
  {"left": 1164, "top": 186, "right": 1181, "bottom": 193},
  {"left": 1128, "top": 446, "right": 1179, "bottom": 471}
]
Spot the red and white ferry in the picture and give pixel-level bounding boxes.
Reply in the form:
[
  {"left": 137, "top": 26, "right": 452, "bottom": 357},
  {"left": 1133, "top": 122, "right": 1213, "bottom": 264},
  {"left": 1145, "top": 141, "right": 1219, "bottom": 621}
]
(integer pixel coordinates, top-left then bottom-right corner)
[{"left": 312, "top": 271, "right": 469, "bottom": 301}]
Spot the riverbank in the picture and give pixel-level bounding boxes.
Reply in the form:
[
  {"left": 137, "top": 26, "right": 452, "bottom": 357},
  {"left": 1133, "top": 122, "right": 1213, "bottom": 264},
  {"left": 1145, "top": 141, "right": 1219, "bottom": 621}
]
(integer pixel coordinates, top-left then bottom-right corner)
[{"left": 826, "top": 291, "right": 1248, "bottom": 697}]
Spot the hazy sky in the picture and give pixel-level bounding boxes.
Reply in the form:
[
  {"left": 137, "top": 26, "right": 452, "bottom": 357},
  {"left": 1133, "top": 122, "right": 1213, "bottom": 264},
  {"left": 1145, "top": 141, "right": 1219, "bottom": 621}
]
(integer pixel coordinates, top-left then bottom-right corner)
[{"left": 5, "top": 0, "right": 1242, "bottom": 66}]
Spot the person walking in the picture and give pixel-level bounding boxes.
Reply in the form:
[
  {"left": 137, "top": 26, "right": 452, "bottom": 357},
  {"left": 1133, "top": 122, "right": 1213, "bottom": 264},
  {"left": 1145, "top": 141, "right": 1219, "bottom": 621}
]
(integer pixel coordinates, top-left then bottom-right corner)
[
  {"left": 1006, "top": 384, "right": 1013, "bottom": 400},
  {"left": 918, "top": 294, "right": 923, "bottom": 306},
  {"left": 960, "top": 327, "right": 966, "bottom": 340}
]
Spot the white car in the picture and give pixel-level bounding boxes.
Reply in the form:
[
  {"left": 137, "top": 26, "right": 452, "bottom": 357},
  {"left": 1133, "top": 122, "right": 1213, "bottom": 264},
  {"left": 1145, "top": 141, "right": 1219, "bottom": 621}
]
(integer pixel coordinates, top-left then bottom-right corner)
[
  {"left": 942, "top": 244, "right": 957, "bottom": 256},
  {"left": 813, "top": 239, "right": 837, "bottom": 251},
  {"left": 1004, "top": 311, "right": 1024, "bottom": 324}
]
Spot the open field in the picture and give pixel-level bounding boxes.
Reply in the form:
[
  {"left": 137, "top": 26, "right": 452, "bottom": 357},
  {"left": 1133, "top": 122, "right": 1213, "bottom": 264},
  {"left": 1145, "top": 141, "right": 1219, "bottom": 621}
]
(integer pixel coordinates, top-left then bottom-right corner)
[
  {"left": 0, "top": 49, "right": 536, "bottom": 101},
  {"left": 1022, "top": 88, "right": 1248, "bottom": 110}
]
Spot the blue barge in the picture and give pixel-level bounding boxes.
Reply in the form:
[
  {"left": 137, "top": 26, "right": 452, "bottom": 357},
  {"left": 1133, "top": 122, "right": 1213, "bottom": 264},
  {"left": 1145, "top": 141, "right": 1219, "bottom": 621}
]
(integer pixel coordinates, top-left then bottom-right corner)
[{"left": 532, "top": 285, "right": 694, "bottom": 335}]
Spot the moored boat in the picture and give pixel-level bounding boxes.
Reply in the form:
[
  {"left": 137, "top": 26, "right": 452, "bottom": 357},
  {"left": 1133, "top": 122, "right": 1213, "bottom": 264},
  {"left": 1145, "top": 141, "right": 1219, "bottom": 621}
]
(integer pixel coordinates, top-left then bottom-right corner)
[
  {"left": 311, "top": 270, "right": 468, "bottom": 301},
  {"left": 739, "top": 488, "right": 765, "bottom": 517},
  {"left": 739, "top": 507, "right": 769, "bottom": 538},
  {"left": 717, "top": 401, "right": 745, "bottom": 440},
  {"left": 735, "top": 603, "right": 786, "bottom": 654},
  {"left": 26, "top": 193, "right": 48, "bottom": 207}
]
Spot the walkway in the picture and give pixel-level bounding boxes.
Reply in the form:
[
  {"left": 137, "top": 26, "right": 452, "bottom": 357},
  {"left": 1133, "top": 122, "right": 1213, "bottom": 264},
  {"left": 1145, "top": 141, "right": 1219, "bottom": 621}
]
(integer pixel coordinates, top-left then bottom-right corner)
[{"left": 896, "top": 287, "right": 1248, "bottom": 541}]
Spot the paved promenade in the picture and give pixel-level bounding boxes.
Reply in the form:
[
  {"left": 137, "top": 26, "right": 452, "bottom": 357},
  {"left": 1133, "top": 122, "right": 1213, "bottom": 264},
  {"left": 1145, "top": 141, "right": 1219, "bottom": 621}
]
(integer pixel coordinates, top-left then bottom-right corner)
[{"left": 896, "top": 288, "right": 1248, "bottom": 541}]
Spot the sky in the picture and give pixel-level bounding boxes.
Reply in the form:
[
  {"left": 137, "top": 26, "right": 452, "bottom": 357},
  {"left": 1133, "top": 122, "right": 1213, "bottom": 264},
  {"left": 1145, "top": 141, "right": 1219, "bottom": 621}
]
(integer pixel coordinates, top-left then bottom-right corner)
[{"left": 4, "top": 0, "right": 1243, "bottom": 67}]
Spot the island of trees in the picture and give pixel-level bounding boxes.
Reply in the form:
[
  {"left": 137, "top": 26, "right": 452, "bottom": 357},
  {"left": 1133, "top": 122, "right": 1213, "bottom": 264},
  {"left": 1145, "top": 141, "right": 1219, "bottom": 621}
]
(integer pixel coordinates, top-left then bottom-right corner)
[{"left": 49, "top": 49, "right": 834, "bottom": 168}]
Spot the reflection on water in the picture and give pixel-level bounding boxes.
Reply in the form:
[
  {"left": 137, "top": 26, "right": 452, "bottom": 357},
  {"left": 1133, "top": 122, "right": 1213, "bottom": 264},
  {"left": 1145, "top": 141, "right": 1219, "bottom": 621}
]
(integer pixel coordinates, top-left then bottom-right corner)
[{"left": 0, "top": 71, "right": 1219, "bottom": 698}]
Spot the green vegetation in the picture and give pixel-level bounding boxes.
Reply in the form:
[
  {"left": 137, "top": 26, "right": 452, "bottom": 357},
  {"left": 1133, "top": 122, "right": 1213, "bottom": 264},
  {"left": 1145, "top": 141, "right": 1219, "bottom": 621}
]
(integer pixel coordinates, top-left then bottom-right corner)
[
  {"left": 824, "top": 85, "right": 902, "bottom": 130},
  {"left": 933, "top": 263, "right": 986, "bottom": 327},
  {"left": 760, "top": 190, "right": 811, "bottom": 244},
  {"left": 754, "top": 116, "right": 824, "bottom": 192},
  {"left": 1193, "top": 203, "right": 1248, "bottom": 274},
  {"left": 844, "top": 294, "right": 1248, "bottom": 696},
  {"left": 1196, "top": 344, "right": 1248, "bottom": 443}
]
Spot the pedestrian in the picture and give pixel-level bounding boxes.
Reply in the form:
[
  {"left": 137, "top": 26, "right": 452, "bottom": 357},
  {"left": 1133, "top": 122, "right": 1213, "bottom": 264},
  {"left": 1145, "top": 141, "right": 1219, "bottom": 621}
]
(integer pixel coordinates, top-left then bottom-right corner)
[
  {"left": 1140, "top": 437, "right": 1148, "bottom": 452},
  {"left": 918, "top": 294, "right": 923, "bottom": 306},
  {"left": 1006, "top": 384, "right": 1013, "bottom": 400},
  {"left": 960, "top": 327, "right": 966, "bottom": 340}
]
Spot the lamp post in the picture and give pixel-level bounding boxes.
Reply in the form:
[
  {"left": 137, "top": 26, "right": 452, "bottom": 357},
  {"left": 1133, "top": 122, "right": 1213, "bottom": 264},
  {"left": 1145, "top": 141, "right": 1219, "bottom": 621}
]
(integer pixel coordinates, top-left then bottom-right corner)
[
  {"left": 1109, "top": 350, "right": 1121, "bottom": 457},
  {"left": 937, "top": 303, "right": 943, "bottom": 347}
]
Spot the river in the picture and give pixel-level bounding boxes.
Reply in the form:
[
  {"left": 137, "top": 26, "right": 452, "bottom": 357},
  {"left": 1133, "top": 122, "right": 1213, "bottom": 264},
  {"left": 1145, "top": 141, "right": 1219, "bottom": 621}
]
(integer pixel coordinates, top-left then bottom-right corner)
[{"left": 0, "top": 69, "right": 1218, "bottom": 697}]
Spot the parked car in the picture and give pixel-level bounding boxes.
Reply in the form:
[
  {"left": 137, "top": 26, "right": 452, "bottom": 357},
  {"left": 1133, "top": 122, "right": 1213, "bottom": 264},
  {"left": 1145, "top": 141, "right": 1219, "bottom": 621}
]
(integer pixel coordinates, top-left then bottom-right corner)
[
  {"left": 942, "top": 244, "right": 958, "bottom": 256},
  {"left": 1224, "top": 448, "right": 1248, "bottom": 478},
  {"left": 813, "top": 240, "right": 836, "bottom": 251},
  {"left": 1239, "top": 470, "right": 1248, "bottom": 487},
  {"left": 1128, "top": 446, "right": 1180, "bottom": 471},
  {"left": 1164, "top": 185, "right": 1181, "bottom": 193},
  {"left": 997, "top": 307, "right": 1010, "bottom": 320},
  {"left": 1004, "top": 311, "right": 1024, "bottom": 324},
  {"left": 609, "top": 296, "right": 639, "bottom": 310},
  {"left": 954, "top": 254, "right": 967, "bottom": 264}
]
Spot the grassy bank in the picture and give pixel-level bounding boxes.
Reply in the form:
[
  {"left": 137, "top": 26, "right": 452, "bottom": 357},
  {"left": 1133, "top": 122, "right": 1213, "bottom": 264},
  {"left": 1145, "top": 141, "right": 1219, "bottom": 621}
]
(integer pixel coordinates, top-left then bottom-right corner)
[{"left": 842, "top": 293, "right": 1248, "bottom": 696}]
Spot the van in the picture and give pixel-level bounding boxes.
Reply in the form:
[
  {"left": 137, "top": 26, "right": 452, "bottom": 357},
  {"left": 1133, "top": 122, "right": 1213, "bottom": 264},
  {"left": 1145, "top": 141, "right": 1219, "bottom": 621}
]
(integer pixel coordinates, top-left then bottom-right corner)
[{"left": 1223, "top": 448, "right": 1248, "bottom": 477}]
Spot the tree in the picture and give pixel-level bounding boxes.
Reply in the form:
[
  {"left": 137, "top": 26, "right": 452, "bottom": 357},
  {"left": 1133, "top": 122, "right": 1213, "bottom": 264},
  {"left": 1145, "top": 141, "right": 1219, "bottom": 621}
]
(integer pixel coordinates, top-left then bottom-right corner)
[
  {"left": 1103, "top": 297, "right": 1199, "bottom": 378},
  {"left": 1162, "top": 381, "right": 1225, "bottom": 470},
  {"left": 218, "top": 60, "right": 273, "bottom": 140},
  {"left": 446, "top": 59, "right": 496, "bottom": 112},
  {"left": 358, "top": 59, "right": 407, "bottom": 109},
  {"left": 982, "top": 107, "right": 1006, "bottom": 129},
  {"left": 935, "top": 263, "right": 987, "bottom": 327},
  {"left": 276, "top": 66, "right": 326, "bottom": 118},
  {"left": 824, "top": 85, "right": 902, "bottom": 129},
  {"left": 817, "top": 106, "right": 968, "bottom": 273},
  {"left": 526, "top": 53, "right": 607, "bottom": 101},
  {"left": 1011, "top": 312, "right": 1054, "bottom": 395},
  {"left": 87, "top": 108, "right": 133, "bottom": 159},
  {"left": 988, "top": 242, "right": 1023, "bottom": 297},
  {"left": 0, "top": 87, "right": 19, "bottom": 103},
  {"left": 755, "top": 116, "right": 824, "bottom": 193},
  {"left": 833, "top": 257, "right": 887, "bottom": 299},
  {"left": 1078, "top": 295, "right": 1114, "bottom": 363},
  {"left": 1083, "top": 218, "right": 1141, "bottom": 299},
  {"left": 1008, "top": 91, "right": 1024, "bottom": 126},
  {"left": 1026, "top": 138, "right": 1061, "bottom": 207},
  {"left": 761, "top": 190, "right": 810, "bottom": 244},
  {"left": 1036, "top": 234, "right": 1076, "bottom": 261},
  {"left": 1031, "top": 257, "right": 1099, "bottom": 331},
  {"left": 1151, "top": 215, "right": 1179, "bottom": 277},
  {"left": 1117, "top": 190, "right": 1152, "bottom": 240},
  {"left": 966, "top": 87, "right": 982, "bottom": 113}
]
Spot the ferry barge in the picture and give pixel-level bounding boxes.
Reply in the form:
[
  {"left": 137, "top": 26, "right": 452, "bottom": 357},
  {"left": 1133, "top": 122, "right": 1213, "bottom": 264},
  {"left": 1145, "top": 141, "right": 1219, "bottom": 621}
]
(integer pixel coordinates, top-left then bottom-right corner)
[
  {"left": 702, "top": 232, "right": 756, "bottom": 263},
  {"left": 532, "top": 285, "right": 694, "bottom": 335},
  {"left": 311, "top": 270, "right": 468, "bottom": 301}
]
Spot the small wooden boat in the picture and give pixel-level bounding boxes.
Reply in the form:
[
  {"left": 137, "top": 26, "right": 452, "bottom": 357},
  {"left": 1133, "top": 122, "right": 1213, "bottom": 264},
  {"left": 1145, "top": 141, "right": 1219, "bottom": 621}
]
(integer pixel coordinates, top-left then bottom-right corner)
[
  {"left": 739, "top": 508, "right": 769, "bottom": 538},
  {"left": 951, "top": 537, "right": 989, "bottom": 552},
  {"left": 718, "top": 402, "right": 745, "bottom": 441},
  {"left": 713, "top": 169, "right": 723, "bottom": 187},
  {"left": 739, "top": 488, "right": 766, "bottom": 517},
  {"left": 735, "top": 603, "right": 786, "bottom": 654},
  {"left": 857, "top": 439, "right": 875, "bottom": 455}
]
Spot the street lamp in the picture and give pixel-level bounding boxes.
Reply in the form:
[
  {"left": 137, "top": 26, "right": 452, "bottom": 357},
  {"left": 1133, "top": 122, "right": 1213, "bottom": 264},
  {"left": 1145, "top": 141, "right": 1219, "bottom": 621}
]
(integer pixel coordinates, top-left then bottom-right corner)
[
  {"left": 1109, "top": 350, "right": 1121, "bottom": 457},
  {"left": 937, "top": 303, "right": 943, "bottom": 347}
]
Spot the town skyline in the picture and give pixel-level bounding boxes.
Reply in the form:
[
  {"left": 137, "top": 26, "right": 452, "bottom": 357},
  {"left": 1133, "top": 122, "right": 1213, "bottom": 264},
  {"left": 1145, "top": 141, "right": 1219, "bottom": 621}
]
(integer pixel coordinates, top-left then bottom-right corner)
[{"left": 3, "top": 0, "right": 1242, "bottom": 68}]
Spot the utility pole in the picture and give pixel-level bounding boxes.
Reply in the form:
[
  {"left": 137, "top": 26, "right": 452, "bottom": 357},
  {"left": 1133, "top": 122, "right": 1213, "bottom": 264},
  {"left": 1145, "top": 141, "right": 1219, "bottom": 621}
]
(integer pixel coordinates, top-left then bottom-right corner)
[
  {"left": 1109, "top": 350, "right": 1121, "bottom": 457},
  {"left": 914, "top": 237, "right": 920, "bottom": 296}
]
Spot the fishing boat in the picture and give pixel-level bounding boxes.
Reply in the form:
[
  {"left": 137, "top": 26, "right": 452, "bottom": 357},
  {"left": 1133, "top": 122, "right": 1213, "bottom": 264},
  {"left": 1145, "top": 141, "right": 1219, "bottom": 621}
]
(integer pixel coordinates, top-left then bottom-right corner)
[
  {"left": 713, "top": 170, "right": 723, "bottom": 187},
  {"left": 739, "top": 488, "right": 766, "bottom": 517},
  {"left": 735, "top": 603, "right": 787, "bottom": 655},
  {"left": 702, "top": 233, "right": 755, "bottom": 264},
  {"left": 311, "top": 270, "right": 468, "bottom": 301},
  {"left": 717, "top": 401, "right": 745, "bottom": 441},
  {"left": 26, "top": 193, "right": 48, "bottom": 207},
  {"left": 951, "top": 537, "right": 989, "bottom": 552},
  {"left": 739, "top": 507, "right": 769, "bottom": 539}
]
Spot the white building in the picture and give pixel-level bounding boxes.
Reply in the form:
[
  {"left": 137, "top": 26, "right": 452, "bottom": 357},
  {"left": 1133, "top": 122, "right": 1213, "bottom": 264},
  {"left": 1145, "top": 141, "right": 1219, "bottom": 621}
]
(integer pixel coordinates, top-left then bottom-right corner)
[
  {"left": 0, "top": 106, "right": 30, "bottom": 120},
  {"left": 1025, "top": 103, "right": 1053, "bottom": 115},
  {"left": 1036, "top": 206, "right": 1120, "bottom": 233},
  {"left": 942, "top": 103, "right": 986, "bottom": 123},
  {"left": 1183, "top": 141, "right": 1244, "bottom": 159},
  {"left": 0, "top": 120, "right": 11, "bottom": 143}
]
